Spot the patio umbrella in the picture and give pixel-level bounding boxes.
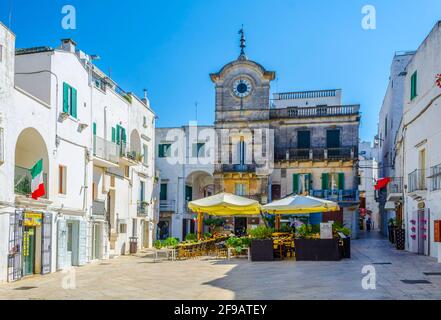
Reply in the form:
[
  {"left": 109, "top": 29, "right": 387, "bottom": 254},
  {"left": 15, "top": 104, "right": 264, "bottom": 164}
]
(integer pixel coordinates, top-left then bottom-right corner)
[
  {"left": 188, "top": 192, "right": 261, "bottom": 239},
  {"left": 262, "top": 195, "right": 340, "bottom": 230}
]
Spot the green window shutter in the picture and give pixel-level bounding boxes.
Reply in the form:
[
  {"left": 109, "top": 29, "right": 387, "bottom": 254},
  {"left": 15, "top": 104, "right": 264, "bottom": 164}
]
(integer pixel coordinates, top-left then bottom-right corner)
[
  {"left": 71, "top": 87, "right": 77, "bottom": 118},
  {"left": 292, "top": 174, "right": 299, "bottom": 195},
  {"left": 411, "top": 71, "right": 417, "bottom": 100},
  {"left": 160, "top": 184, "right": 167, "bottom": 201},
  {"left": 63, "top": 83, "right": 69, "bottom": 113},
  {"left": 116, "top": 125, "right": 121, "bottom": 144},
  {"left": 338, "top": 173, "right": 345, "bottom": 190},
  {"left": 111, "top": 127, "right": 116, "bottom": 143},
  {"left": 322, "top": 173, "right": 329, "bottom": 190},
  {"left": 121, "top": 127, "right": 127, "bottom": 143},
  {"left": 158, "top": 144, "right": 164, "bottom": 157},
  {"left": 93, "top": 123, "right": 97, "bottom": 135}
]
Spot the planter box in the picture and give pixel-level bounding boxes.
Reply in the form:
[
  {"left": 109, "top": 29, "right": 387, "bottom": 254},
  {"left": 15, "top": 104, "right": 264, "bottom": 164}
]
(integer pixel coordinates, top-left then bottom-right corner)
[
  {"left": 250, "top": 239, "right": 274, "bottom": 262},
  {"left": 395, "top": 228, "right": 405, "bottom": 250},
  {"left": 341, "top": 237, "right": 351, "bottom": 259},
  {"left": 295, "top": 239, "right": 342, "bottom": 261}
]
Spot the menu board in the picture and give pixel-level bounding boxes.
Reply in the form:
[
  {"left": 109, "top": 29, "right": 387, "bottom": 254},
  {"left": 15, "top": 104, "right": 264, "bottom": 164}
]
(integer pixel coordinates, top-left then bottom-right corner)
[{"left": 320, "top": 222, "right": 333, "bottom": 239}]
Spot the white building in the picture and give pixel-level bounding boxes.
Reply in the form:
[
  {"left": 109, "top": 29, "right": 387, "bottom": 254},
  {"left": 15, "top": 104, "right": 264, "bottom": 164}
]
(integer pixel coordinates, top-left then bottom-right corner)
[
  {"left": 376, "top": 51, "right": 415, "bottom": 236},
  {"left": 359, "top": 141, "right": 379, "bottom": 230},
  {"left": 155, "top": 124, "right": 214, "bottom": 240},
  {"left": 394, "top": 21, "right": 441, "bottom": 261},
  {"left": 0, "top": 23, "right": 157, "bottom": 282}
]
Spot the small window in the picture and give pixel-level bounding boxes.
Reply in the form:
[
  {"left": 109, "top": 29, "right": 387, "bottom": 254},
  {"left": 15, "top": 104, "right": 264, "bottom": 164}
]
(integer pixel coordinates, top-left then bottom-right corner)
[
  {"left": 410, "top": 71, "right": 418, "bottom": 100},
  {"left": 143, "top": 144, "right": 148, "bottom": 165},
  {"left": 119, "top": 223, "right": 127, "bottom": 234},
  {"left": 159, "top": 143, "right": 171, "bottom": 158},
  {"left": 59, "top": 165, "right": 67, "bottom": 194},
  {"left": 160, "top": 183, "right": 167, "bottom": 201},
  {"left": 235, "top": 183, "right": 246, "bottom": 196},
  {"left": 192, "top": 143, "right": 205, "bottom": 158},
  {"left": 143, "top": 116, "right": 147, "bottom": 128}
]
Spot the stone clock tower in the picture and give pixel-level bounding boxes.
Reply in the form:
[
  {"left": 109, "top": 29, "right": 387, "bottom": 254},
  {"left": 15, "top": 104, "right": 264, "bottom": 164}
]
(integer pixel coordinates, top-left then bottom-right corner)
[{"left": 210, "top": 29, "right": 275, "bottom": 204}]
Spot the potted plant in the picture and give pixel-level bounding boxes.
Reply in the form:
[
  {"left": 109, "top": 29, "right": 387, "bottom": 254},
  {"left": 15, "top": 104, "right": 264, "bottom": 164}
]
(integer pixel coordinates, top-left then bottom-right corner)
[
  {"left": 248, "top": 226, "right": 274, "bottom": 261},
  {"left": 333, "top": 223, "right": 351, "bottom": 258},
  {"left": 295, "top": 224, "right": 342, "bottom": 261},
  {"left": 225, "top": 237, "right": 250, "bottom": 258}
]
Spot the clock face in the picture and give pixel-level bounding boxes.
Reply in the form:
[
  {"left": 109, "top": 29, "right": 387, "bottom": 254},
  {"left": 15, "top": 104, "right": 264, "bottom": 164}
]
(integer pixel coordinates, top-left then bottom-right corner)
[{"left": 233, "top": 79, "right": 252, "bottom": 98}]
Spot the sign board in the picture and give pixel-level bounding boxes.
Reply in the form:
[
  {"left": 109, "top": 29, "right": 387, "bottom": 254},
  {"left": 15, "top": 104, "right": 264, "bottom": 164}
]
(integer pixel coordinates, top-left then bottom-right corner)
[
  {"left": 435, "top": 220, "right": 441, "bottom": 243},
  {"left": 320, "top": 222, "right": 333, "bottom": 239},
  {"left": 23, "top": 212, "right": 42, "bottom": 227},
  {"left": 418, "top": 202, "right": 426, "bottom": 210}
]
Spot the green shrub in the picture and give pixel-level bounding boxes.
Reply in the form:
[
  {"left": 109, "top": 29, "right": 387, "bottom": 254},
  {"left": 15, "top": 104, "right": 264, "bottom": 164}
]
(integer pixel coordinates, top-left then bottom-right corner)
[
  {"left": 226, "top": 236, "right": 251, "bottom": 254},
  {"left": 163, "top": 237, "right": 179, "bottom": 248},
  {"left": 203, "top": 232, "right": 212, "bottom": 239},
  {"left": 247, "top": 226, "right": 274, "bottom": 240},
  {"left": 185, "top": 233, "right": 198, "bottom": 242},
  {"left": 153, "top": 240, "right": 163, "bottom": 249}
]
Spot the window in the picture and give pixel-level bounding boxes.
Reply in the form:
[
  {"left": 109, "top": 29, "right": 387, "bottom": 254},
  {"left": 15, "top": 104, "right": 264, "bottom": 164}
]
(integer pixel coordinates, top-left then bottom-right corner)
[
  {"left": 115, "top": 125, "right": 126, "bottom": 145},
  {"left": 410, "top": 71, "right": 418, "bottom": 100},
  {"left": 143, "top": 144, "right": 148, "bottom": 165},
  {"left": 0, "top": 44, "right": 3, "bottom": 62},
  {"left": 293, "top": 174, "right": 312, "bottom": 195},
  {"left": 238, "top": 139, "right": 246, "bottom": 165},
  {"left": 92, "top": 182, "right": 97, "bottom": 200},
  {"left": 119, "top": 223, "right": 127, "bottom": 234},
  {"left": 235, "top": 183, "right": 246, "bottom": 196},
  {"left": 62, "top": 82, "right": 78, "bottom": 118},
  {"left": 297, "top": 130, "right": 311, "bottom": 149},
  {"left": 160, "top": 183, "right": 168, "bottom": 201},
  {"left": 192, "top": 143, "right": 205, "bottom": 158},
  {"left": 143, "top": 116, "right": 147, "bottom": 128},
  {"left": 140, "top": 181, "right": 145, "bottom": 202},
  {"left": 158, "top": 144, "right": 171, "bottom": 158},
  {"left": 322, "top": 173, "right": 345, "bottom": 190},
  {"left": 326, "top": 129, "right": 340, "bottom": 149},
  {"left": 58, "top": 165, "right": 67, "bottom": 194},
  {"left": 384, "top": 116, "right": 388, "bottom": 138}
]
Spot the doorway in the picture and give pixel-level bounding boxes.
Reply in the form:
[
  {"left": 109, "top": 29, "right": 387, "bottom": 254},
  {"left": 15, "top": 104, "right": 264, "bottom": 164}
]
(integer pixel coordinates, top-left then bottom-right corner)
[
  {"left": 326, "top": 129, "right": 341, "bottom": 157},
  {"left": 92, "top": 223, "right": 101, "bottom": 260},
  {"left": 234, "top": 217, "right": 247, "bottom": 236},
  {"left": 22, "top": 226, "right": 36, "bottom": 276}
]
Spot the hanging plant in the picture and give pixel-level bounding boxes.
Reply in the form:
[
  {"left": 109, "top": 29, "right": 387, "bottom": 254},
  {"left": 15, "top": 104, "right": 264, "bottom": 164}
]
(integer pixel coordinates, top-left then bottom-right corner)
[{"left": 436, "top": 74, "right": 441, "bottom": 88}]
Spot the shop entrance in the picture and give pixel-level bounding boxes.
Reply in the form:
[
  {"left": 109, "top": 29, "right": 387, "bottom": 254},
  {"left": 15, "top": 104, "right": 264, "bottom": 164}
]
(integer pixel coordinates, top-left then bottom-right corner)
[
  {"left": 22, "top": 226, "right": 36, "bottom": 276},
  {"left": 234, "top": 217, "right": 247, "bottom": 236}
]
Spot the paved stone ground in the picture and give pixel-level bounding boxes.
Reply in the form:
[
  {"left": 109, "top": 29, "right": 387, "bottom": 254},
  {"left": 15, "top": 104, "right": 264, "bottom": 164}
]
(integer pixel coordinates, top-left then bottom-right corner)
[{"left": 1, "top": 232, "right": 441, "bottom": 300}]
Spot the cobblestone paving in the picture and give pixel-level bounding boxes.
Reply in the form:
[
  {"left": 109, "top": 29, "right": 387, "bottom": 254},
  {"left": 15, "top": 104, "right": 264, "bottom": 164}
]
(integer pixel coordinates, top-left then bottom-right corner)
[{"left": 1, "top": 232, "right": 441, "bottom": 300}]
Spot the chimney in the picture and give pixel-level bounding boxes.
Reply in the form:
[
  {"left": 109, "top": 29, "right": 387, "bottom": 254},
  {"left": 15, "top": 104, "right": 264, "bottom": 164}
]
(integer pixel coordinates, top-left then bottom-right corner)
[{"left": 60, "top": 39, "right": 77, "bottom": 53}]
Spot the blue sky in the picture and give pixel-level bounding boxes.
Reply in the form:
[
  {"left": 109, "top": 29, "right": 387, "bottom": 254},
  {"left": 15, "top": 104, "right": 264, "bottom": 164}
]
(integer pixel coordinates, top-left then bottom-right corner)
[{"left": 1, "top": 0, "right": 440, "bottom": 141}]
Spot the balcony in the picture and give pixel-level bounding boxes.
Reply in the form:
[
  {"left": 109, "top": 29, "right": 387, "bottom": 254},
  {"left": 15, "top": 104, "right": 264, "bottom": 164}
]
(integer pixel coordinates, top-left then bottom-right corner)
[
  {"left": 429, "top": 164, "right": 441, "bottom": 191},
  {"left": 160, "top": 200, "right": 176, "bottom": 212},
  {"left": 92, "top": 200, "right": 106, "bottom": 217},
  {"left": 408, "top": 169, "right": 427, "bottom": 193},
  {"left": 93, "top": 136, "right": 120, "bottom": 168},
  {"left": 137, "top": 201, "right": 149, "bottom": 217},
  {"left": 269, "top": 105, "right": 360, "bottom": 119},
  {"left": 387, "top": 177, "right": 403, "bottom": 202},
  {"left": 311, "top": 189, "right": 359, "bottom": 203},
  {"left": 14, "top": 166, "right": 48, "bottom": 199},
  {"left": 119, "top": 142, "right": 143, "bottom": 166},
  {"left": 275, "top": 147, "right": 356, "bottom": 162},
  {"left": 221, "top": 164, "right": 257, "bottom": 173}
]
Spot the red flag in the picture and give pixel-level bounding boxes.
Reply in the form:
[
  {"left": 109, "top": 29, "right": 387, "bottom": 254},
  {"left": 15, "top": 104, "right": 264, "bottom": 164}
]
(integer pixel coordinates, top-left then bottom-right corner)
[{"left": 375, "top": 177, "right": 391, "bottom": 190}]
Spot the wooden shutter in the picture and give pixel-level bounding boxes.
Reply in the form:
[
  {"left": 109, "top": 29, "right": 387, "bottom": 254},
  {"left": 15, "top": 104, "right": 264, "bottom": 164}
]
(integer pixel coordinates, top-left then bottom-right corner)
[
  {"left": 322, "top": 173, "right": 329, "bottom": 190},
  {"left": 57, "top": 219, "right": 67, "bottom": 270},
  {"left": 93, "top": 123, "right": 97, "bottom": 135},
  {"left": 71, "top": 87, "right": 77, "bottom": 118},
  {"left": 293, "top": 174, "right": 299, "bottom": 194},
  {"left": 63, "top": 83, "right": 69, "bottom": 113},
  {"left": 338, "top": 173, "right": 345, "bottom": 190}
]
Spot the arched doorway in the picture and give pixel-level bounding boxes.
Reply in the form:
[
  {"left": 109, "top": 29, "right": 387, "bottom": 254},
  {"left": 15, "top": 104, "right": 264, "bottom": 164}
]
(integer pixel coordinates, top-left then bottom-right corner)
[
  {"left": 129, "top": 129, "right": 142, "bottom": 161},
  {"left": 183, "top": 170, "right": 214, "bottom": 238},
  {"left": 14, "top": 128, "right": 49, "bottom": 199}
]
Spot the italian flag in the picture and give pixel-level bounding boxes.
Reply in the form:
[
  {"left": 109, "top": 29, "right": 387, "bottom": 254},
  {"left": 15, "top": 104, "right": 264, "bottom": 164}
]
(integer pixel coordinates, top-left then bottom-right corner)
[{"left": 31, "top": 159, "right": 45, "bottom": 200}]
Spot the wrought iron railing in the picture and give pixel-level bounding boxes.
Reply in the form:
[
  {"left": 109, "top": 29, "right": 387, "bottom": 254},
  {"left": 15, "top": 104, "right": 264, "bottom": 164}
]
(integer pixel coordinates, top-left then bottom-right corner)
[
  {"left": 137, "top": 201, "right": 149, "bottom": 216},
  {"left": 119, "top": 142, "right": 143, "bottom": 162},
  {"left": 430, "top": 164, "right": 441, "bottom": 191},
  {"left": 222, "top": 164, "right": 257, "bottom": 173},
  {"left": 160, "top": 200, "right": 176, "bottom": 212},
  {"left": 14, "top": 166, "right": 48, "bottom": 198},
  {"left": 408, "top": 169, "right": 427, "bottom": 192},
  {"left": 310, "top": 189, "right": 359, "bottom": 202},
  {"left": 387, "top": 177, "right": 403, "bottom": 194},
  {"left": 93, "top": 136, "right": 120, "bottom": 164}
]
